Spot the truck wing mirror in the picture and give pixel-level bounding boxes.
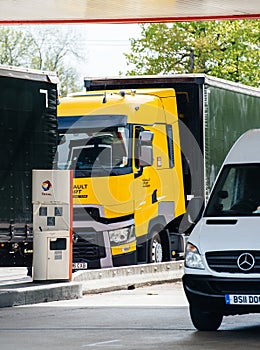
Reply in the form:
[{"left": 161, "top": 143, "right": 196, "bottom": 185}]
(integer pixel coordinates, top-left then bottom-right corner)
[
  {"left": 188, "top": 197, "right": 204, "bottom": 224},
  {"left": 139, "top": 131, "right": 154, "bottom": 167}
]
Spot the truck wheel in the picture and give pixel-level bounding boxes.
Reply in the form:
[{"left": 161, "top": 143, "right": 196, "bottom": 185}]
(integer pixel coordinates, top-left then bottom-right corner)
[
  {"left": 149, "top": 232, "right": 163, "bottom": 263},
  {"left": 189, "top": 305, "right": 223, "bottom": 331}
]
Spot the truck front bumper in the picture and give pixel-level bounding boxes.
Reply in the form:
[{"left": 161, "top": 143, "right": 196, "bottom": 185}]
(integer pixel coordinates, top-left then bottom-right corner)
[
  {"left": 113, "top": 250, "right": 137, "bottom": 267},
  {"left": 182, "top": 274, "right": 260, "bottom": 316}
]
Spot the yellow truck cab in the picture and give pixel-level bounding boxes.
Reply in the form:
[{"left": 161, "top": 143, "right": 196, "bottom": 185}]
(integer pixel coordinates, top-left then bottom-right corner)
[{"left": 57, "top": 88, "right": 185, "bottom": 269}]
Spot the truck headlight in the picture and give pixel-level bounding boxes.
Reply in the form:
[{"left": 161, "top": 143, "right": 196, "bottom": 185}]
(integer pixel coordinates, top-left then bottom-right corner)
[
  {"left": 109, "top": 225, "right": 135, "bottom": 246},
  {"left": 185, "top": 242, "right": 205, "bottom": 270}
]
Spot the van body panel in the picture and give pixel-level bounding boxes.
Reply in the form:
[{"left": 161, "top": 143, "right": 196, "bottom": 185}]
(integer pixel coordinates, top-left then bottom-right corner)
[
  {"left": 192, "top": 217, "right": 260, "bottom": 258},
  {"left": 224, "top": 129, "right": 260, "bottom": 164}
]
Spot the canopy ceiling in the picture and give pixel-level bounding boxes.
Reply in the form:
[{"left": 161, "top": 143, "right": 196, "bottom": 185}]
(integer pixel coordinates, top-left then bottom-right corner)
[{"left": 1, "top": 0, "right": 260, "bottom": 24}]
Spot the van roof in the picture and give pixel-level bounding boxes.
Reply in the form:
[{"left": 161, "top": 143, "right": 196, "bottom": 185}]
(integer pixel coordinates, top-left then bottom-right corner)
[{"left": 224, "top": 129, "right": 260, "bottom": 164}]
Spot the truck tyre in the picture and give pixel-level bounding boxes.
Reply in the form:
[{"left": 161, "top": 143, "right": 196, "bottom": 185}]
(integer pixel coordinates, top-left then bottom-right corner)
[
  {"left": 149, "top": 232, "right": 163, "bottom": 263},
  {"left": 189, "top": 305, "right": 223, "bottom": 331}
]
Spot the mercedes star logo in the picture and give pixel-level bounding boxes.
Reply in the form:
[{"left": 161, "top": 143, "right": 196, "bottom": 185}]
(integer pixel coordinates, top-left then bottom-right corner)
[{"left": 237, "top": 252, "right": 255, "bottom": 271}]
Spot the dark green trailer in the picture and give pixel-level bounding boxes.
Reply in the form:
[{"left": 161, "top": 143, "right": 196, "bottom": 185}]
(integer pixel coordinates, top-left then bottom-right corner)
[
  {"left": 84, "top": 74, "right": 260, "bottom": 258},
  {"left": 0, "top": 65, "right": 58, "bottom": 267}
]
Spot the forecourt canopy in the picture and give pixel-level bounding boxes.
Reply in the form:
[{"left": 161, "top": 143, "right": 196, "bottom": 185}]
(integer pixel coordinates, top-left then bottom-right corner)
[{"left": 0, "top": 0, "right": 260, "bottom": 24}]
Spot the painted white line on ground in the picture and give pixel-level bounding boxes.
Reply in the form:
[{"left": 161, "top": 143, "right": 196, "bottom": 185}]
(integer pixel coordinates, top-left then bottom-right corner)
[{"left": 82, "top": 339, "right": 120, "bottom": 347}]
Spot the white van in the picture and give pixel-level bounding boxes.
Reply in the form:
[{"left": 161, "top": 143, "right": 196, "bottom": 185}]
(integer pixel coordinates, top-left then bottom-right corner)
[{"left": 183, "top": 129, "right": 260, "bottom": 331}]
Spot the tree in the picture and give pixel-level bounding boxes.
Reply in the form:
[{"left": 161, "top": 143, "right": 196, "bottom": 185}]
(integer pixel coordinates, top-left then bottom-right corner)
[
  {"left": 125, "top": 20, "right": 260, "bottom": 87},
  {"left": 0, "top": 27, "right": 35, "bottom": 67},
  {"left": 0, "top": 25, "right": 85, "bottom": 95}
]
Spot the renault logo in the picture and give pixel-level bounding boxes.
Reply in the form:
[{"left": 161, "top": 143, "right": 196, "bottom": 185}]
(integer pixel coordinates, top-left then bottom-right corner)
[{"left": 237, "top": 253, "right": 255, "bottom": 271}]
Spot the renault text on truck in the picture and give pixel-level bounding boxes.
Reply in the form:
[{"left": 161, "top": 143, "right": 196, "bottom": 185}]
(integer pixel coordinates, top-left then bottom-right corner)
[
  {"left": 183, "top": 129, "right": 260, "bottom": 331},
  {"left": 57, "top": 74, "right": 260, "bottom": 270}
]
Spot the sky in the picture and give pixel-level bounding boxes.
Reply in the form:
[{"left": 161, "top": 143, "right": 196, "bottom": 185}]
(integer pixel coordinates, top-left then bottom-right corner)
[
  {"left": 78, "top": 23, "right": 141, "bottom": 79},
  {"left": 11, "top": 22, "right": 141, "bottom": 90}
]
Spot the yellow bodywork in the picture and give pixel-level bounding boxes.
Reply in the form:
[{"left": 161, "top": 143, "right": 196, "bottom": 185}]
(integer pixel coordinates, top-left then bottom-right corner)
[{"left": 58, "top": 88, "right": 185, "bottom": 260}]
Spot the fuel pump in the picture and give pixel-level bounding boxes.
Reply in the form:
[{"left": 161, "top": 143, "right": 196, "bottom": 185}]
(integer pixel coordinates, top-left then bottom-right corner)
[{"left": 32, "top": 170, "right": 73, "bottom": 281}]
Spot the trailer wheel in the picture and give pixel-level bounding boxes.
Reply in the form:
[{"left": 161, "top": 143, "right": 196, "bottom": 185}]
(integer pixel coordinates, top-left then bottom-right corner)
[
  {"left": 149, "top": 232, "right": 163, "bottom": 263},
  {"left": 189, "top": 305, "right": 223, "bottom": 331}
]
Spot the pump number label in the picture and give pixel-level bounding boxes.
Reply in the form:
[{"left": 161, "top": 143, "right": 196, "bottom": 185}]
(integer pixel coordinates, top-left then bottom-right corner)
[
  {"left": 72, "top": 262, "right": 88, "bottom": 269},
  {"left": 225, "top": 294, "right": 260, "bottom": 305}
]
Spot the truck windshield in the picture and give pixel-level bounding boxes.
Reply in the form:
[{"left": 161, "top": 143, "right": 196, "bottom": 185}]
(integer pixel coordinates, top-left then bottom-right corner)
[
  {"left": 205, "top": 164, "right": 260, "bottom": 217},
  {"left": 57, "top": 119, "right": 131, "bottom": 177}
]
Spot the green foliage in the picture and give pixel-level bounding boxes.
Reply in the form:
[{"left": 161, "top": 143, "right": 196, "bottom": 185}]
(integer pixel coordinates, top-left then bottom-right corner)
[
  {"left": 0, "top": 26, "right": 84, "bottom": 95},
  {"left": 0, "top": 27, "right": 35, "bottom": 66},
  {"left": 125, "top": 20, "right": 260, "bottom": 87}
]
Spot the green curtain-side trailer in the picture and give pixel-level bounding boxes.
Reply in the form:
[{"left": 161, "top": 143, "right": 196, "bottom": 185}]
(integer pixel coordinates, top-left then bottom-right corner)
[{"left": 0, "top": 65, "right": 58, "bottom": 267}]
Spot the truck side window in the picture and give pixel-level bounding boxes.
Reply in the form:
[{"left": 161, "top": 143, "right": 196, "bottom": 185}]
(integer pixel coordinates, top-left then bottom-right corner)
[
  {"left": 134, "top": 126, "right": 142, "bottom": 169},
  {"left": 166, "top": 124, "right": 174, "bottom": 168}
]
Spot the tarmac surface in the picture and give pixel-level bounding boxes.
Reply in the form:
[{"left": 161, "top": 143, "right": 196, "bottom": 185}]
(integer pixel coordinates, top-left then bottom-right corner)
[{"left": 0, "top": 261, "right": 184, "bottom": 308}]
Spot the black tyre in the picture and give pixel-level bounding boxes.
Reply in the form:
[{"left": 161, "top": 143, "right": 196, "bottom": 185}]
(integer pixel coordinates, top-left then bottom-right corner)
[
  {"left": 149, "top": 232, "right": 163, "bottom": 263},
  {"left": 189, "top": 305, "right": 223, "bottom": 331}
]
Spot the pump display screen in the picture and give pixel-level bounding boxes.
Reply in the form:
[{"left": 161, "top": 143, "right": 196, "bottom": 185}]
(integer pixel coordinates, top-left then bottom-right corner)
[{"left": 50, "top": 238, "right": 67, "bottom": 250}]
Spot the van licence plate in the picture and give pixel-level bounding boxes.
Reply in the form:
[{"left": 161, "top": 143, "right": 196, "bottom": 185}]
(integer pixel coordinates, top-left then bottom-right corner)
[
  {"left": 72, "top": 262, "right": 88, "bottom": 269},
  {"left": 225, "top": 294, "right": 260, "bottom": 305}
]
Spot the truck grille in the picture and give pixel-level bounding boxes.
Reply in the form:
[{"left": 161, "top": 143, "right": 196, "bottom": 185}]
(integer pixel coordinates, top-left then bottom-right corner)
[
  {"left": 73, "top": 229, "right": 106, "bottom": 261},
  {"left": 206, "top": 251, "right": 260, "bottom": 273}
]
